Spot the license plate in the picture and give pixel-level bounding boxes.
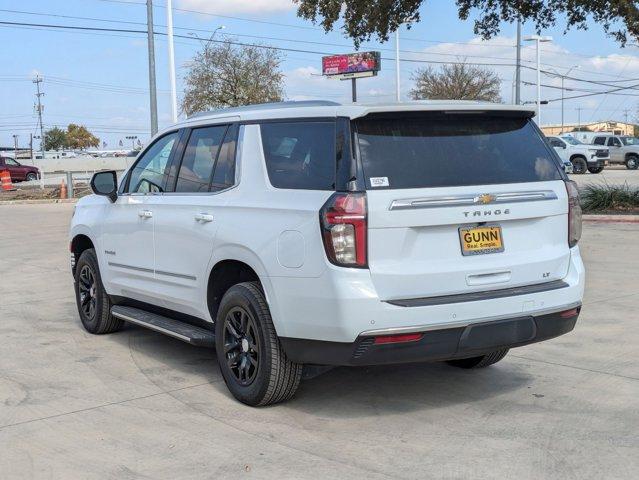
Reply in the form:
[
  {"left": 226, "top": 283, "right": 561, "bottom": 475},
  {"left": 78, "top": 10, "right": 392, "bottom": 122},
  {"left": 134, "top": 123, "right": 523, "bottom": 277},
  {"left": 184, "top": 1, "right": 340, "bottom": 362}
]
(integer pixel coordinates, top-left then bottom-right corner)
[{"left": 459, "top": 225, "right": 504, "bottom": 256}]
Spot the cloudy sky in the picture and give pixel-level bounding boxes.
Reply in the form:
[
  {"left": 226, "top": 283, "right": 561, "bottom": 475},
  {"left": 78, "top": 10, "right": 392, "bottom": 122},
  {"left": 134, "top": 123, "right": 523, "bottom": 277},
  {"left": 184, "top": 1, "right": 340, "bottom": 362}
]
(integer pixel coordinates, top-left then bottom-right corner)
[{"left": 2, "top": 0, "right": 639, "bottom": 148}]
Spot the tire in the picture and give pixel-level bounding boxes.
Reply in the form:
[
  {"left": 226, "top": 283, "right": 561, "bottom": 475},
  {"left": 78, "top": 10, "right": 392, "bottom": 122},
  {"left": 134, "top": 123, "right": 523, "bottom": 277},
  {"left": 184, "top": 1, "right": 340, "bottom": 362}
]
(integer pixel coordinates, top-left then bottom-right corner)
[
  {"left": 587, "top": 166, "right": 604, "bottom": 174},
  {"left": 25, "top": 172, "right": 38, "bottom": 182},
  {"left": 571, "top": 157, "right": 587, "bottom": 174},
  {"left": 74, "top": 249, "right": 123, "bottom": 334},
  {"left": 625, "top": 155, "right": 639, "bottom": 170},
  {"left": 215, "top": 282, "right": 302, "bottom": 406},
  {"left": 446, "top": 349, "right": 509, "bottom": 369}
]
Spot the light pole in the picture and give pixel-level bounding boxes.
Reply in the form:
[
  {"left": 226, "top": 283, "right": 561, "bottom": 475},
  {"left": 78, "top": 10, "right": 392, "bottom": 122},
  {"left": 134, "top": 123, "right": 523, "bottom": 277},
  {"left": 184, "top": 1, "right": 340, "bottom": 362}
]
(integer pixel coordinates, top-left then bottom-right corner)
[
  {"left": 167, "top": 0, "right": 178, "bottom": 123},
  {"left": 576, "top": 107, "right": 582, "bottom": 130},
  {"left": 126, "top": 135, "right": 138, "bottom": 150},
  {"left": 395, "top": 28, "right": 401, "bottom": 102},
  {"left": 188, "top": 25, "right": 226, "bottom": 49},
  {"left": 547, "top": 65, "right": 579, "bottom": 133},
  {"left": 524, "top": 35, "right": 552, "bottom": 125}
]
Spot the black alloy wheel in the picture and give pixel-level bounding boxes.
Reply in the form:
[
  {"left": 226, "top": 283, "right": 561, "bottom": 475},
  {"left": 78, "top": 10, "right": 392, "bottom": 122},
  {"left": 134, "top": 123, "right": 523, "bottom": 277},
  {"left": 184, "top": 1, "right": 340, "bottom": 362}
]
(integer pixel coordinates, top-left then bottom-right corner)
[
  {"left": 223, "top": 306, "right": 260, "bottom": 386},
  {"left": 78, "top": 264, "right": 97, "bottom": 321}
]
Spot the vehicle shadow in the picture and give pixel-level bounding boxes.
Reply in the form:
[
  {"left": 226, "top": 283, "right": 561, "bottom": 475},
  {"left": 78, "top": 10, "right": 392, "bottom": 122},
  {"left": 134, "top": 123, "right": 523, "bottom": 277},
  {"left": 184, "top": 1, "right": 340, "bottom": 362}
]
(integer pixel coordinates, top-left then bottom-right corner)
[{"left": 114, "top": 324, "right": 533, "bottom": 417}]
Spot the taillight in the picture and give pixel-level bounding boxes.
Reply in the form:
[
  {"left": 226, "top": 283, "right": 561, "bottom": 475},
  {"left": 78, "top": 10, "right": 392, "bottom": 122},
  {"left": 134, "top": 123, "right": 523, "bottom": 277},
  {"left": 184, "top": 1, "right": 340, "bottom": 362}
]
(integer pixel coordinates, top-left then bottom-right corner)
[
  {"left": 565, "top": 180, "right": 582, "bottom": 248},
  {"left": 320, "top": 192, "right": 367, "bottom": 267}
]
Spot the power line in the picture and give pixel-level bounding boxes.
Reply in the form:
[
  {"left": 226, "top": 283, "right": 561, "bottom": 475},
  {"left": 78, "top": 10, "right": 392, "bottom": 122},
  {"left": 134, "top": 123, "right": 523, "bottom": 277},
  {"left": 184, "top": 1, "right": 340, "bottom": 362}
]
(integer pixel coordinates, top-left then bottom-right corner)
[
  {"left": 0, "top": 20, "right": 527, "bottom": 69},
  {"left": 4, "top": 12, "right": 639, "bottom": 85}
]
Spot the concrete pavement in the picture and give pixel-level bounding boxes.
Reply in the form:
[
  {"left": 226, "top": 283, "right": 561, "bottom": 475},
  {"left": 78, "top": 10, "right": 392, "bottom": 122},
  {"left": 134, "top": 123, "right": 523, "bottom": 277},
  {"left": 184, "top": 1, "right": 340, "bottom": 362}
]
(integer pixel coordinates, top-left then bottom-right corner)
[
  {"left": 0, "top": 203, "right": 637, "bottom": 479},
  {"left": 569, "top": 165, "right": 639, "bottom": 188}
]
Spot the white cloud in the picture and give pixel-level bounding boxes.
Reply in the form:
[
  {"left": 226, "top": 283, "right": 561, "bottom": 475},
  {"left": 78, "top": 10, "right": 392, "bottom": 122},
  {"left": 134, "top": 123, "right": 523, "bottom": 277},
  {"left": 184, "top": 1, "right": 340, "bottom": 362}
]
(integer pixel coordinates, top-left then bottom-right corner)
[{"left": 177, "top": 0, "right": 294, "bottom": 15}]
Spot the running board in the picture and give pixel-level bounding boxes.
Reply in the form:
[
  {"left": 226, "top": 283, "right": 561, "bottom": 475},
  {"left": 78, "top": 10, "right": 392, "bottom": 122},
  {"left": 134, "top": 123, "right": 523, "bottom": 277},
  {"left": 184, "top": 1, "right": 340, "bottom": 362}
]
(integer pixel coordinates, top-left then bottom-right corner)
[{"left": 111, "top": 305, "right": 215, "bottom": 347}]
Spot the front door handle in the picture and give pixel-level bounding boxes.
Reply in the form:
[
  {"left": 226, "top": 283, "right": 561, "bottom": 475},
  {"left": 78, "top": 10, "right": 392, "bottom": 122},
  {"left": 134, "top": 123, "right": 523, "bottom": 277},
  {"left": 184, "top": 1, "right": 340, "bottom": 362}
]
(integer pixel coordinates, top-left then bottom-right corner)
[
  {"left": 194, "top": 213, "right": 214, "bottom": 223},
  {"left": 138, "top": 210, "right": 153, "bottom": 219}
]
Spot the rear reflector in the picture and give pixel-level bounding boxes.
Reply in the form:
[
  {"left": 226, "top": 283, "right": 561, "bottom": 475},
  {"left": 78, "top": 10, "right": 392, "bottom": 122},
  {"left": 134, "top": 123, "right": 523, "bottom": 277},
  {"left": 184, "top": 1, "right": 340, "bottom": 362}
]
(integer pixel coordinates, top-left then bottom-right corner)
[
  {"left": 373, "top": 333, "right": 423, "bottom": 345},
  {"left": 560, "top": 307, "right": 580, "bottom": 318}
]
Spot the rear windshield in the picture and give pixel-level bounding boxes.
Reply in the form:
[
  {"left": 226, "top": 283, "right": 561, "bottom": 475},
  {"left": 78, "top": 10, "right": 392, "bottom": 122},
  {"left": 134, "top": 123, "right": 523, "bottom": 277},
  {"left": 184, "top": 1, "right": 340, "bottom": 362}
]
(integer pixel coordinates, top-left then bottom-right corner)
[{"left": 355, "top": 114, "right": 562, "bottom": 189}]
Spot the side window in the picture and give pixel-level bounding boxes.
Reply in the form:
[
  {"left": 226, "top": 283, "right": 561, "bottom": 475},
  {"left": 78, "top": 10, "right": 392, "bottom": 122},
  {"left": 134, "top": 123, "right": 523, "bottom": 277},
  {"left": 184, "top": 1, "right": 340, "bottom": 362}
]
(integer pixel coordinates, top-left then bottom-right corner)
[
  {"left": 548, "top": 138, "right": 563, "bottom": 148},
  {"left": 609, "top": 137, "right": 622, "bottom": 147},
  {"left": 593, "top": 137, "right": 606, "bottom": 146},
  {"left": 175, "top": 126, "right": 227, "bottom": 193},
  {"left": 127, "top": 132, "right": 178, "bottom": 193},
  {"left": 211, "top": 124, "right": 239, "bottom": 191},
  {"left": 260, "top": 121, "right": 336, "bottom": 190}
]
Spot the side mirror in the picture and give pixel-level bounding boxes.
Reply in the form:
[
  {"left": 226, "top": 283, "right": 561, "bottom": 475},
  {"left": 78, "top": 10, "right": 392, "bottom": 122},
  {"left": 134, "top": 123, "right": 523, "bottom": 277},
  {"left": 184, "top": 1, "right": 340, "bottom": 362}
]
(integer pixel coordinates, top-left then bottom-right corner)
[{"left": 91, "top": 170, "right": 118, "bottom": 203}]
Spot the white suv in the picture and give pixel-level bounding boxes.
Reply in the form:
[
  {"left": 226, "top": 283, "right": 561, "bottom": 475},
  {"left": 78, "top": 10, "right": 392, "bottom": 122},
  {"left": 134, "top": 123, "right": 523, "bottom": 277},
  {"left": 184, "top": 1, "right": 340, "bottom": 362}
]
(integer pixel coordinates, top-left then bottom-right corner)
[{"left": 70, "top": 101, "right": 585, "bottom": 406}]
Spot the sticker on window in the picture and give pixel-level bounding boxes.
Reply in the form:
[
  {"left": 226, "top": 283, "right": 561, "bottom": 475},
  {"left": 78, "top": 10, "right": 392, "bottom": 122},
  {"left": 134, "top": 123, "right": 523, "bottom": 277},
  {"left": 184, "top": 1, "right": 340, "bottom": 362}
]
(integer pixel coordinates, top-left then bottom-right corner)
[{"left": 369, "top": 177, "right": 389, "bottom": 187}]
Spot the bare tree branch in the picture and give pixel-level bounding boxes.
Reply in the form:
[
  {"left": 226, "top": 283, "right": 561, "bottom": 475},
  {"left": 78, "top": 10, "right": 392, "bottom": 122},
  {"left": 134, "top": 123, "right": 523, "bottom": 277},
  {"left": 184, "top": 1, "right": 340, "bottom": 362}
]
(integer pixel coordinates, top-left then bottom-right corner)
[
  {"left": 181, "top": 40, "right": 285, "bottom": 116},
  {"left": 409, "top": 62, "right": 502, "bottom": 102}
]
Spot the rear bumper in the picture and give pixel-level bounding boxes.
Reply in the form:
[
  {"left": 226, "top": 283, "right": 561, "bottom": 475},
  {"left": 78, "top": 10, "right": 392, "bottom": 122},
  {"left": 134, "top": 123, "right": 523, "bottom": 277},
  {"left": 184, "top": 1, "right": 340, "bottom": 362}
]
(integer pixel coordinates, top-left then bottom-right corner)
[
  {"left": 280, "top": 307, "right": 580, "bottom": 366},
  {"left": 267, "top": 247, "right": 585, "bottom": 343}
]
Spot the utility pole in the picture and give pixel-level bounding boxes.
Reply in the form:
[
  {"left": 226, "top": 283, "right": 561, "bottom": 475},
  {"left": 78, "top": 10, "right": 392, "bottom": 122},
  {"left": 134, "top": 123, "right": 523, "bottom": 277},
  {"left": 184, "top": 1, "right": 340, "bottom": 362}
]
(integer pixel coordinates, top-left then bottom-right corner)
[
  {"left": 33, "top": 74, "right": 45, "bottom": 187},
  {"left": 351, "top": 78, "right": 357, "bottom": 103},
  {"left": 515, "top": 19, "right": 521, "bottom": 104},
  {"left": 146, "top": 0, "right": 159, "bottom": 136},
  {"left": 623, "top": 108, "right": 630, "bottom": 125},
  {"left": 12, "top": 135, "right": 19, "bottom": 160},
  {"left": 33, "top": 75, "right": 44, "bottom": 155},
  {"left": 166, "top": 0, "right": 178, "bottom": 123},
  {"left": 395, "top": 28, "right": 401, "bottom": 102}
]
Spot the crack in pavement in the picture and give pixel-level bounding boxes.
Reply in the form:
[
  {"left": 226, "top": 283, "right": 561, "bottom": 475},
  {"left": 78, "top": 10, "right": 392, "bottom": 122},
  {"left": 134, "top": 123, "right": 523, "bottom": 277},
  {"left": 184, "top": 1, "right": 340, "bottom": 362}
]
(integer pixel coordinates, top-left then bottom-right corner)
[
  {"left": 510, "top": 355, "right": 639, "bottom": 381},
  {"left": 0, "top": 381, "right": 214, "bottom": 431}
]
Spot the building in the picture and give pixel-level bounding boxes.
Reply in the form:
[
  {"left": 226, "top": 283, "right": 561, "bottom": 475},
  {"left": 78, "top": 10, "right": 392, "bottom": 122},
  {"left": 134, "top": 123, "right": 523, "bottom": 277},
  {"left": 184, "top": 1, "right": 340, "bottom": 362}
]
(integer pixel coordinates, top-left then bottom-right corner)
[{"left": 541, "top": 121, "right": 637, "bottom": 137}]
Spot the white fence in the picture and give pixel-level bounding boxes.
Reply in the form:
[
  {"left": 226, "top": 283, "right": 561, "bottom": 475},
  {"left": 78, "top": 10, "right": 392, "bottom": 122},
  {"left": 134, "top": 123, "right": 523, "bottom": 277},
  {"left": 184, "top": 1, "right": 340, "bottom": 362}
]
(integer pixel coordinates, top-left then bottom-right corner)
[{"left": 22, "top": 155, "right": 135, "bottom": 174}]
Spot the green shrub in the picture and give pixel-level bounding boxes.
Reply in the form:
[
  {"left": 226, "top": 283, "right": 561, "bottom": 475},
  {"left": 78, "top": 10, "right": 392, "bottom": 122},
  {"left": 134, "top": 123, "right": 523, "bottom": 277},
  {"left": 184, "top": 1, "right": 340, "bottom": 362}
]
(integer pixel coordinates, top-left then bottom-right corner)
[{"left": 579, "top": 183, "right": 639, "bottom": 212}]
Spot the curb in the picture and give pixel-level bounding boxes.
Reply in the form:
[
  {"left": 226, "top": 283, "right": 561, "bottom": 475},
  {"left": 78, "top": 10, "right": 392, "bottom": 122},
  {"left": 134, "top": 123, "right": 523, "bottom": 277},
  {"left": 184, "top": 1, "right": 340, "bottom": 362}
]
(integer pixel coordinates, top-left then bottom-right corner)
[
  {"left": 583, "top": 214, "right": 639, "bottom": 223},
  {"left": 0, "top": 198, "right": 78, "bottom": 206}
]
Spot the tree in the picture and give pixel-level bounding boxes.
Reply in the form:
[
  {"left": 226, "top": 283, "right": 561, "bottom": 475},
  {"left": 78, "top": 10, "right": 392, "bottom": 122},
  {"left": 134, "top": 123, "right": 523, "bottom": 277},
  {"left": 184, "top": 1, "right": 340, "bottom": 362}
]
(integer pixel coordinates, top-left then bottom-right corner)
[
  {"left": 43, "top": 127, "right": 67, "bottom": 151},
  {"left": 65, "top": 124, "right": 100, "bottom": 150},
  {"left": 409, "top": 63, "right": 501, "bottom": 102},
  {"left": 294, "top": 1, "right": 639, "bottom": 47},
  {"left": 181, "top": 40, "right": 284, "bottom": 116}
]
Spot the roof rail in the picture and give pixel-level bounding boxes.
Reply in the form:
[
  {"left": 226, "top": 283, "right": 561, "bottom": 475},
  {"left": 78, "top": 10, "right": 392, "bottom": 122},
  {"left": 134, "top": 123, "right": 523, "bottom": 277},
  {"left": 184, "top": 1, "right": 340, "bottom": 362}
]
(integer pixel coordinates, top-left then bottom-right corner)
[{"left": 187, "top": 100, "right": 341, "bottom": 119}]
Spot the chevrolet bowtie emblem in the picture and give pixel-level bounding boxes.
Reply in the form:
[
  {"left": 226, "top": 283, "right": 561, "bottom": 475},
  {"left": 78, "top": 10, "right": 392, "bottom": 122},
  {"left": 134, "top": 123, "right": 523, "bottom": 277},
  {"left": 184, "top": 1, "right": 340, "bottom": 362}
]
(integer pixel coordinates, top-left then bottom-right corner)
[{"left": 476, "top": 194, "right": 495, "bottom": 205}]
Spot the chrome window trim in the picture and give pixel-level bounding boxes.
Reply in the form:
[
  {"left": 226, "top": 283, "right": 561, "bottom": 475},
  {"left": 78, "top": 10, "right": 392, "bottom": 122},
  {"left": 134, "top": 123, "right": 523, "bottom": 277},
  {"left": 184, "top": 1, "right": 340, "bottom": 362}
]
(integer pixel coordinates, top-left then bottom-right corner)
[{"left": 389, "top": 190, "right": 558, "bottom": 211}]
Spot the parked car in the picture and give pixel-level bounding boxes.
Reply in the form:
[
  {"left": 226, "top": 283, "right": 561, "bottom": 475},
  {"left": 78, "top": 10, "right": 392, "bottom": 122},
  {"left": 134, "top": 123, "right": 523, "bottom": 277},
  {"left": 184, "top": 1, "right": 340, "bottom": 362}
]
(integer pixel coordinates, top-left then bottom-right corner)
[
  {"left": 589, "top": 134, "right": 639, "bottom": 170},
  {"left": 546, "top": 135, "right": 608, "bottom": 174},
  {"left": 69, "top": 101, "right": 585, "bottom": 406},
  {"left": 0, "top": 156, "right": 40, "bottom": 182}
]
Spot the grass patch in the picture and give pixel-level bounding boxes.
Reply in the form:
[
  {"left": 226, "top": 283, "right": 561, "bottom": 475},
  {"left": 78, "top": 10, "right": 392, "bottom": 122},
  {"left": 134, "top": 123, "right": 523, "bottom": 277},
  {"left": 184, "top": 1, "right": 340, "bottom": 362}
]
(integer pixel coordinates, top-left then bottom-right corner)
[{"left": 580, "top": 182, "right": 639, "bottom": 213}]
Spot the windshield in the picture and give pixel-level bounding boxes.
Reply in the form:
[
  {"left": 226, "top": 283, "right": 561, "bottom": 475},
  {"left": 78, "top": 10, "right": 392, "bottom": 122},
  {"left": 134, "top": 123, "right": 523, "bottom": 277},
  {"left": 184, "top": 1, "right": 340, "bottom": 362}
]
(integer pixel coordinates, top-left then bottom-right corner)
[
  {"left": 621, "top": 136, "right": 639, "bottom": 146},
  {"left": 355, "top": 114, "right": 562, "bottom": 189},
  {"left": 561, "top": 136, "right": 581, "bottom": 145}
]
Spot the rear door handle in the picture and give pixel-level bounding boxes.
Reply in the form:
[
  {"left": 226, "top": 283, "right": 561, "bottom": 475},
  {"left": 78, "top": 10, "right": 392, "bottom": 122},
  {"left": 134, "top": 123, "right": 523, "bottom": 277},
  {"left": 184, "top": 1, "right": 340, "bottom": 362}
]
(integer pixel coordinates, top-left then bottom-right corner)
[
  {"left": 138, "top": 210, "right": 153, "bottom": 219},
  {"left": 194, "top": 213, "right": 214, "bottom": 223}
]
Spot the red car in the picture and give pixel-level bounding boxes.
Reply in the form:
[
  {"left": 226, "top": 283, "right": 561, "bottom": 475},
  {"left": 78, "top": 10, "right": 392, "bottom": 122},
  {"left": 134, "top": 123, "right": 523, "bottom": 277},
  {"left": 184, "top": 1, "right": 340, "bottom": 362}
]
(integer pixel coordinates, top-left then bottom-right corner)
[{"left": 0, "top": 156, "right": 40, "bottom": 182}]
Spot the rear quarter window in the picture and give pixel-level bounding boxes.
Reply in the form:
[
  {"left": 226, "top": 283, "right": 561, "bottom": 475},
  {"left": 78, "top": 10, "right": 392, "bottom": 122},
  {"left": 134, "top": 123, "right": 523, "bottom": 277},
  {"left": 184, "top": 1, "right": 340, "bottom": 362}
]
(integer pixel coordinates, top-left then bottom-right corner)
[
  {"left": 355, "top": 114, "right": 562, "bottom": 189},
  {"left": 260, "top": 121, "right": 336, "bottom": 190}
]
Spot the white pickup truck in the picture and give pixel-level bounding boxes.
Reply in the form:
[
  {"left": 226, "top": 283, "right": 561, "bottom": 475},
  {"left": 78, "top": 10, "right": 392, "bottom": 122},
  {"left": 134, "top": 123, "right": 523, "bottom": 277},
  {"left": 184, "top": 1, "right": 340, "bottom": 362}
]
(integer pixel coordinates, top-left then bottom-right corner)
[{"left": 547, "top": 135, "right": 609, "bottom": 174}]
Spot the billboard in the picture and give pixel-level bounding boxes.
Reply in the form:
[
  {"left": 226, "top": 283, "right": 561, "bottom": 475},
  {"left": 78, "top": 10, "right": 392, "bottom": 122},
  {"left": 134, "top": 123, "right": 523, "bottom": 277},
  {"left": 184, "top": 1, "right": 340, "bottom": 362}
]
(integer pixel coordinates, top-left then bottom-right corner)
[{"left": 322, "top": 52, "right": 381, "bottom": 78}]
